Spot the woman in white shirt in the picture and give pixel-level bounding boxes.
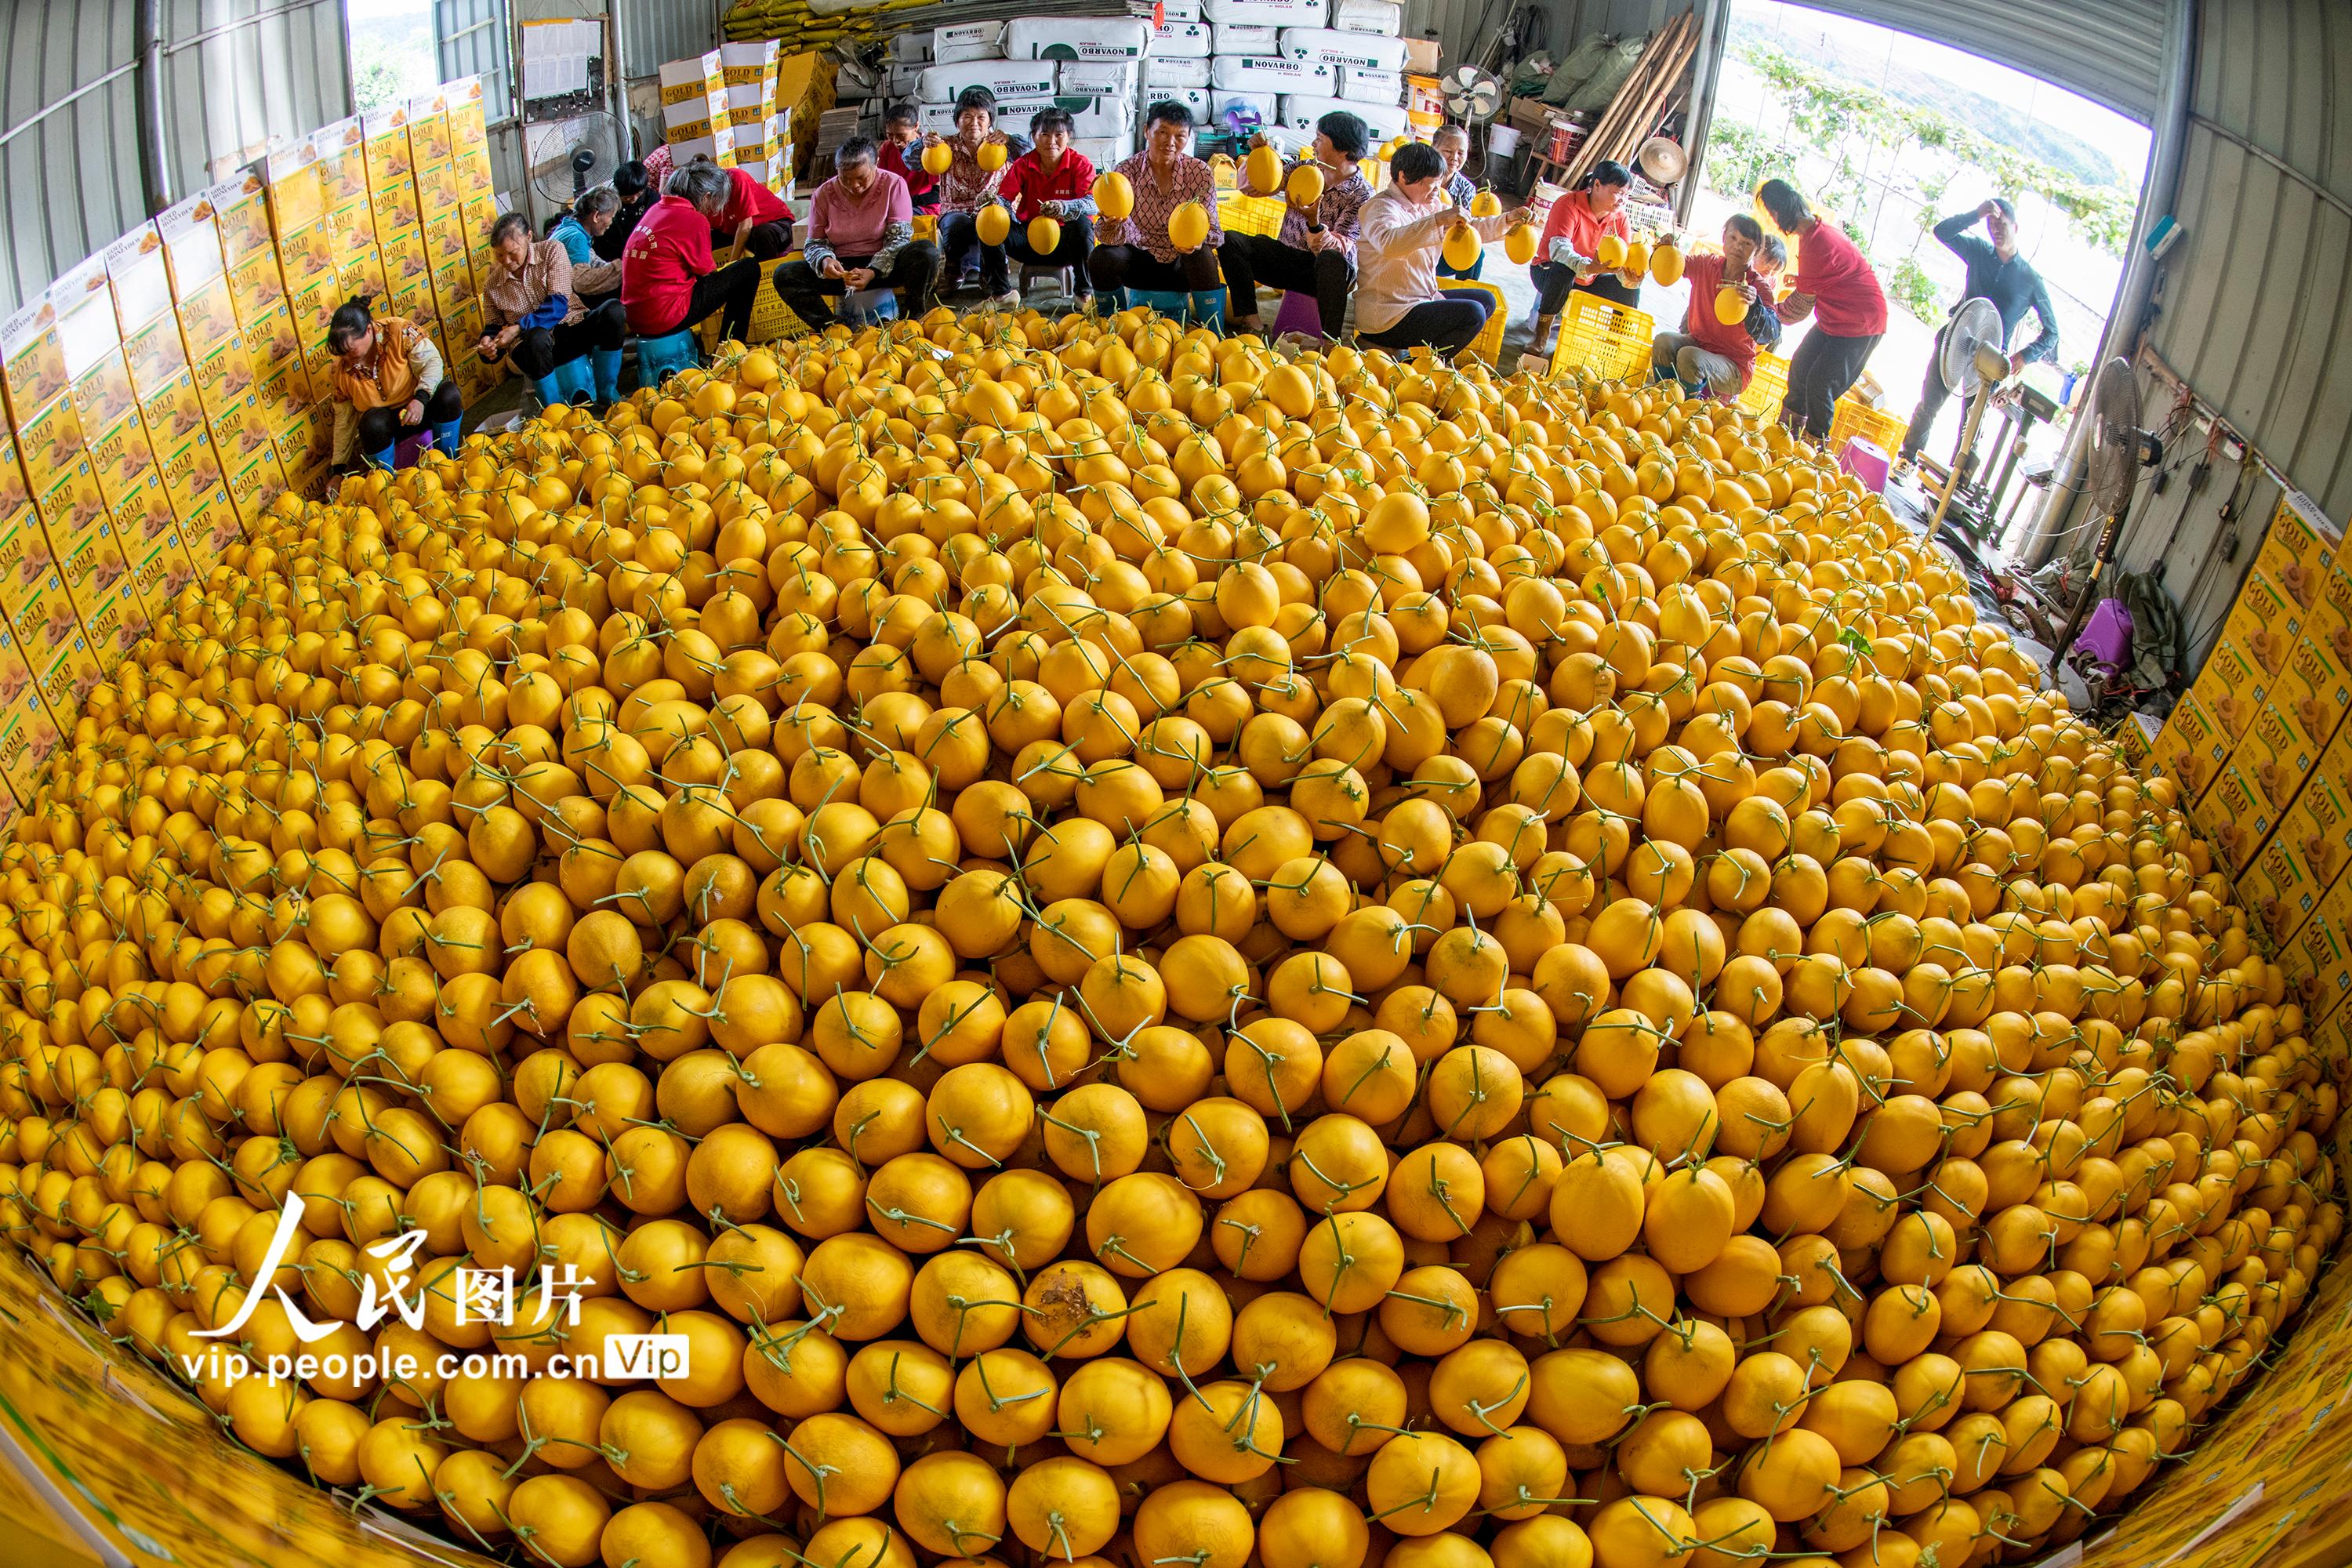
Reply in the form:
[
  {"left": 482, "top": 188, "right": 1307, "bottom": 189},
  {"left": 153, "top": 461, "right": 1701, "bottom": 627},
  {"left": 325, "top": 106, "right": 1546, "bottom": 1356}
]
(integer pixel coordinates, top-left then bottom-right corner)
[{"left": 1354, "top": 142, "right": 1528, "bottom": 356}]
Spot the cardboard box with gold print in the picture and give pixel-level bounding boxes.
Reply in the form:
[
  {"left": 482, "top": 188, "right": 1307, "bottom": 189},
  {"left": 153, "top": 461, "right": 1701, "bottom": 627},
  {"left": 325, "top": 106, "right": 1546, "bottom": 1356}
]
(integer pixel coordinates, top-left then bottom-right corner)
[
  {"left": 205, "top": 392, "right": 275, "bottom": 470},
  {"left": 0, "top": 622, "right": 62, "bottom": 803},
  {"left": 2220, "top": 564, "right": 2305, "bottom": 676},
  {"left": 227, "top": 245, "right": 289, "bottom": 325},
  {"left": 56, "top": 518, "right": 140, "bottom": 648},
  {"left": 2186, "top": 630, "right": 2270, "bottom": 746},
  {"left": 0, "top": 432, "right": 26, "bottom": 521},
  {"left": 2236, "top": 695, "right": 2324, "bottom": 813},
  {"left": 132, "top": 514, "right": 201, "bottom": 609},
  {"left": 2239, "top": 821, "right": 2326, "bottom": 947},
  {"left": 102, "top": 224, "right": 176, "bottom": 339},
  {"left": 222, "top": 443, "right": 285, "bottom": 528},
  {"left": 0, "top": 502, "right": 53, "bottom": 626},
  {"left": 275, "top": 220, "right": 339, "bottom": 292},
  {"left": 264, "top": 139, "right": 325, "bottom": 240},
  {"left": 157, "top": 189, "right": 227, "bottom": 295},
  {"left": 274, "top": 419, "right": 327, "bottom": 500},
  {"left": 379, "top": 224, "right": 432, "bottom": 293},
  {"left": 2276, "top": 631, "right": 2352, "bottom": 747},
  {"left": 67, "top": 347, "right": 140, "bottom": 437},
  {"left": 33, "top": 461, "right": 109, "bottom": 568},
  {"left": 255, "top": 358, "right": 313, "bottom": 429},
  {"left": 0, "top": 298, "right": 69, "bottom": 429},
  {"left": 122, "top": 314, "right": 191, "bottom": 404},
  {"left": 13, "top": 397, "right": 85, "bottom": 495},
  {"left": 2198, "top": 758, "right": 2278, "bottom": 875},
  {"left": 245, "top": 305, "right": 305, "bottom": 381},
  {"left": 373, "top": 180, "right": 426, "bottom": 247},
  {"left": 407, "top": 86, "right": 452, "bottom": 165},
  {"left": 50, "top": 254, "right": 122, "bottom": 382},
  {"left": 188, "top": 334, "right": 260, "bottom": 420},
  {"left": 207, "top": 172, "right": 276, "bottom": 267},
  {"left": 314, "top": 116, "right": 371, "bottom": 211},
  {"left": 2282, "top": 900, "right": 2351, "bottom": 1021},
  {"left": 136, "top": 368, "right": 210, "bottom": 455},
  {"left": 85, "top": 410, "right": 158, "bottom": 509},
  {"left": 156, "top": 427, "right": 225, "bottom": 522},
  {"left": 178, "top": 483, "right": 238, "bottom": 561},
  {"left": 2259, "top": 489, "right": 2340, "bottom": 611},
  {"left": 113, "top": 470, "right": 182, "bottom": 560},
  {"left": 430, "top": 257, "right": 477, "bottom": 319},
  {"left": 365, "top": 103, "right": 416, "bottom": 192}
]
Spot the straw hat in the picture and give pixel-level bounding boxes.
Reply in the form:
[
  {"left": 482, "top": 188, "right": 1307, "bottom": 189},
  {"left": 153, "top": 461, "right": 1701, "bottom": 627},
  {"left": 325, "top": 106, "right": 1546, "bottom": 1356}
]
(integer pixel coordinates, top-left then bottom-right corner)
[{"left": 1637, "top": 136, "right": 1687, "bottom": 185}]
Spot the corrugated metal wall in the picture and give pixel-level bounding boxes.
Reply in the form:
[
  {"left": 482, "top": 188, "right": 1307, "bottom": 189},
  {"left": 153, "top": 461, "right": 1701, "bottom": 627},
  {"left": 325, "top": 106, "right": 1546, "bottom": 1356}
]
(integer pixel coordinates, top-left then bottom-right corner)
[
  {"left": 1787, "top": 0, "right": 2167, "bottom": 122},
  {"left": 160, "top": 0, "right": 351, "bottom": 193},
  {"left": 621, "top": 0, "right": 717, "bottom": 84},
  {"left": 1400, "top": 0, "right": 1686, "bottom": 78},
  {"left": 0, "top": 0, "right": 355, "bottom": 318},
  {"left": 2084, "top": 0, "right": 2352, "bottom": 670},
  {"left": 0, "top": 4, "right": 150, "bottom": 321}
]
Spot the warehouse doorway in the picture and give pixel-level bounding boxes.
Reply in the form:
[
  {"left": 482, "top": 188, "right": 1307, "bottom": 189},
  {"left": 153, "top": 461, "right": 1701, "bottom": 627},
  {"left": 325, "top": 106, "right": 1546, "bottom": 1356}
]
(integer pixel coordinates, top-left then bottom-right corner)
[
  {"left": 346, "top": 0, "right": 440, "bottom": 112},
  {"left": 1668, "top": 1, "right": 2151, "bottom": 545}
]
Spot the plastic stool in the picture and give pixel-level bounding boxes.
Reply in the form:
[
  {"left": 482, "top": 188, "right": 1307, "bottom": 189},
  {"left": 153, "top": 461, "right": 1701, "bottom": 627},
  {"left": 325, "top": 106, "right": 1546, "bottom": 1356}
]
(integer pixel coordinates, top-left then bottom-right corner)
[
  {"left": 1270, "top": 289, "right": 1323, "bottom": 338},
  {"left": 1019, "top": 263, "right": 1075, "bottom": 298},
  {"left": 1127, "top": 288, "right": 1225, "bottom": 329},
  {"left": 634, "top": 328, "right": 698, "bottom": 390},
  {"left": 1839, "top": 436, "right": 1893, "bottom": 494}
]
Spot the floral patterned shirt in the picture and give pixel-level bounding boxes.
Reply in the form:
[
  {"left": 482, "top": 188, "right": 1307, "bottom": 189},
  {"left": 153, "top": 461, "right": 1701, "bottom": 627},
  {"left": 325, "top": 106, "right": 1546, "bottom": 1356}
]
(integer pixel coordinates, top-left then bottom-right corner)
[
  {"left": 1096, "top": 151, "right": 1224, "bottom": 265},
  {"left": 1275, "top": 158, "right": 1369, "bottom": 262}
]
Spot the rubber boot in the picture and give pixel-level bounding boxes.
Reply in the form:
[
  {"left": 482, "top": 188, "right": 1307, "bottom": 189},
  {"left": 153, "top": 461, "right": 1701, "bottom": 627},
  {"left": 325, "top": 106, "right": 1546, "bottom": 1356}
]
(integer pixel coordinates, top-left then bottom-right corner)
[
  {"left": 589, "top": 347, "right": 623, "bottom": 405},
  {"left": 531, "top": 372, "right": 565, "bottom": 409},
  {"left": 364, "top": 445, "right": 397, "bottom": 471},
  {"left": 1187, "top": 290, "right": 1225, "bottom": 331},
  {"left": 558, "top": 358, "right": 594, "bottom": 404},
  {"left": 1530, "top": 312, "right": 1557, "bottom": 354},
  {"left": 431, "top": 417, "right": 463, "bottom": 454}
]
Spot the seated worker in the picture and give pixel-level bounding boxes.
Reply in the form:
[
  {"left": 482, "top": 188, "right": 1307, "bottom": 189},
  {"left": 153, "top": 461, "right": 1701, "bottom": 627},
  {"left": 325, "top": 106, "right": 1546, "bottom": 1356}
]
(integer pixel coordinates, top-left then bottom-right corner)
[
  {"left": 1088, "top": 101, "right": 1226, "bottom": 308},
  {"left": 1524, "top": 160, "right": 1640, "bottom": 352},
  {"left": 993, "top": 108, "right": 1098, "bottom": 308},
  {"left": 778, "top": 136, "right": 940, "bottom": 330},
  {"left": 1649, "top": 214, "right": 1777, "bottom": 401},
  {"left": 699, "top": 158, "right": 795, "bottom": 261},
  {"left": 1355, "top": 142, "right": 1526, "bottom": 357},
  {"left": 596, "top": 162, "right": 658, "bottom": 262},
  {"left": 324, "top": 296, "right": 461, "bottom": 470},
  {"left": 621, "top": 162, "right": 763, "bottom": 346},
  {"left": 477, "top": 212, "right": 628, "bottom": 409},
  {"left": 878, "top": 103, "right": 939, "bottom": 216},
  {"left": 1221, "top": 111, "right": 1370, "bottom": 342},
  {"left": 935, "top": 88, "right": 1028, "bottom": 304},
  {"left": 1435, "top": 124, "right": 1483, "bottom": 280},
  {"left": 549, "top": 187, "right": 624, "bottom": 304}
]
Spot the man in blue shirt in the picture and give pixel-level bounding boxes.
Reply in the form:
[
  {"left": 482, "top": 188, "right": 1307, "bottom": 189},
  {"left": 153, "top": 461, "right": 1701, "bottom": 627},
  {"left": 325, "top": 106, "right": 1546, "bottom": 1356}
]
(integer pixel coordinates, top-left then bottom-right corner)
[{"left": 1899, "top": 198, "right": 2060, "bottom": 466}]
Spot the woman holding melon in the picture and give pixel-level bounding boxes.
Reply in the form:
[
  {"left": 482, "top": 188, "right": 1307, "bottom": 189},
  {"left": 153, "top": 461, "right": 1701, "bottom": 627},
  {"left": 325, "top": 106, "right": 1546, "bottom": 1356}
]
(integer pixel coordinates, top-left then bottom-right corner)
[
  {"left": 1523, "top": 159, "right": 1640, "bottom": 353},
  {"left": 1759, "top": 175, "right": 1888, "bottom": 439},
  {"left": 1649, "top": 212, "right": 1777, "bottom": 400},
  {"left": 1087, "top": 100, "right": 1226, "bottom": 313},
  {"left": 933, "top": 88, "right": 1029, "bottom": 307},
  {"left": 992, "top": 108, "right": 1100, "bottom": 310},
  {"left": 1354, "top": 141, "right": 1530, "bottom": 356}
]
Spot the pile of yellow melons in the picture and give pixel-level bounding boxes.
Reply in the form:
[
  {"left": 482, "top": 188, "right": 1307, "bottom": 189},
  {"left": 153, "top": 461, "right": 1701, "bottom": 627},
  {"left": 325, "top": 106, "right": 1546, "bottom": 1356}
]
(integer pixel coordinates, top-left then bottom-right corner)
[{"left": 0, "top": 303, "right": 2337, "bottom": 1568}]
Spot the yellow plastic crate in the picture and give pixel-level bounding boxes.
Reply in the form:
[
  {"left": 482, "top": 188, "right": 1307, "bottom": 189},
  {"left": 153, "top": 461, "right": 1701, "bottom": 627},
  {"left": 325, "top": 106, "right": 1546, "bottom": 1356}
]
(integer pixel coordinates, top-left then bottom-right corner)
[
  {"left": 1738, "top": 350, "right": 1788, "bottom": 420},
  {"left": 1218, "top": 194, "right": 1286, "bottom": 238},
  {"left": 1548, "top": 292, "right": 1654, "bottom": 382},
  {"left": 1826, "top": 393, "right": 1907, "bottom": 455},
  {"left": 1446, "top": 280, "right": 1508, "bottom": 365}
]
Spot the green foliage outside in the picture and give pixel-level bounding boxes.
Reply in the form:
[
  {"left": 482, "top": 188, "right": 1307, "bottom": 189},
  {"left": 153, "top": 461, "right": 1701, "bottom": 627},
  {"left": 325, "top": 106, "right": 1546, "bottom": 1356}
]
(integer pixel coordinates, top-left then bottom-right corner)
[{"left": 1705, "top": 40, "right": 2140, "bottom": 327}]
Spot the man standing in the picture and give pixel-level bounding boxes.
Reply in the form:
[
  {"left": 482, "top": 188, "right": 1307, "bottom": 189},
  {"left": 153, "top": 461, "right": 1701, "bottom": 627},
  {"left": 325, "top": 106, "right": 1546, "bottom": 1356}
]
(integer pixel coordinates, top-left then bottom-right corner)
[{"left": 1899, "top": 198, "right": 2060, "bottom": 467}]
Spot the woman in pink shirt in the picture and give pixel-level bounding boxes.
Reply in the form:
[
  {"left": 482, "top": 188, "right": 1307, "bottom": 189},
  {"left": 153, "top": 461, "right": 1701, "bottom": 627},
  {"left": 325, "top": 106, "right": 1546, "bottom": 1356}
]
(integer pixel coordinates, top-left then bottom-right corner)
[
  {"left": 775, "top": 136, "right": 939, "bottom": 329},
  {"left": 1650, "top": 213, "right": 1777, "bottom": 400},
  {"left": 1759, "top": 177, "right": 1888, "bottom": 440}
]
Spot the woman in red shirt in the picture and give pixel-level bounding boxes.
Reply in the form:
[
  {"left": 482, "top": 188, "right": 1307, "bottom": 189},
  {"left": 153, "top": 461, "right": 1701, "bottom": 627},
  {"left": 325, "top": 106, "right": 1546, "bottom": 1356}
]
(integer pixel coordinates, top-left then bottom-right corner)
[
  {"left": 1759, "top": 177, "right": 1888, "bottom": 440},
  {"left": 1651, "top": 214, "right": 1776, "bottom": 401},
  {"left": 989, "top": 109, "right": 1098, "bottom": 309},
  {"left": 1525, "top": 161, "right": 1639, "bottom": 353}
]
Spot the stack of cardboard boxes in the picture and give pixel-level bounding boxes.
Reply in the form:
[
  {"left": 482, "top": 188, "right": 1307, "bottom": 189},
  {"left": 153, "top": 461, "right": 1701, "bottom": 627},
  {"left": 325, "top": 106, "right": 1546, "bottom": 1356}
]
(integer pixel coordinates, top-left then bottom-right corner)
[
  {"left": 662, "top": 51, "right": 738, "bottom": 169},
  {"left": 2152, "top": 491, "right": 2352, "bottom": 1019},
  {"left": 723, "top": 41, "right": 793, "bottom": 193},
  {"left": 0, "top": 72, "right": 506, "bottom": 820}
]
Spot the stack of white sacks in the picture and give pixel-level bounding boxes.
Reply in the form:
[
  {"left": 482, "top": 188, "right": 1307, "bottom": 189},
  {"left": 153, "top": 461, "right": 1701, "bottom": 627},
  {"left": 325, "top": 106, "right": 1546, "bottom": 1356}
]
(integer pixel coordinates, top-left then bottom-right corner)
[
  {"left": 885, "top": 18, "right": 1154, "bottom": 170},
  {"left": 1154, "top": 0, "right": 1411, "bottom": 143},
  {"left": 877, "top": 0, "right": 1410, "bottom": 170}
]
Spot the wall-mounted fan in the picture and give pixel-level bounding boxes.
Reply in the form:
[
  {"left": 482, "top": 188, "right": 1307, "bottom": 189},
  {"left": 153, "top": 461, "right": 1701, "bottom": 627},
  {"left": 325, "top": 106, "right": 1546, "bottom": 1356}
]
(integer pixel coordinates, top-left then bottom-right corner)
[{"left": 526, "top": 114, "right": 626, "bottom": 223}]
